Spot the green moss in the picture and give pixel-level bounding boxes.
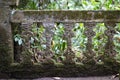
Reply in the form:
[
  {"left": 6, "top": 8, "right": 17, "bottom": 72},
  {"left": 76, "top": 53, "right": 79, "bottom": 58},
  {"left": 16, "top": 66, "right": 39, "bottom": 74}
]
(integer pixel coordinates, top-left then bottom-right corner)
[
  {"left": 20, "top": 50, "right": 33, "bottom": 66},
  {"left": 0, "top": 44, "right": 11, "bottom": 64},
  {"left": 2, "top": 62, "right": 118, "bottom": 79},
  {"left": 14, "top": 11, "right": 120, "bottom": 23}
]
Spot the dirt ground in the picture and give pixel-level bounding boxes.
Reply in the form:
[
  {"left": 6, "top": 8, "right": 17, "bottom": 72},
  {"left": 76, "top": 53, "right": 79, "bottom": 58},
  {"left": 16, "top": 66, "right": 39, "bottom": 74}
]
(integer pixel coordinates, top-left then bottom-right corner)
[{"left": 34, "top": 76, "right": 119, "bottom": 80}]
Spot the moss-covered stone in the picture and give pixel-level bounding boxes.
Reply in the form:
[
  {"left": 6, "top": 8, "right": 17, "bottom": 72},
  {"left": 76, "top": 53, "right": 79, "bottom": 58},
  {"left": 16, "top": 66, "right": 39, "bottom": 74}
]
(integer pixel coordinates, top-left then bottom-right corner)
[
  {"left": 0, "top": 62, "right": 118, "bottom": 79},
  {"left": 0, "top": 0, "right": 14, "bottom": 71},
  {"left": 0, "top": 26, "right": 13, "bottom": 70},
  {"left": 20, "top": 50, "right": 33, "bottom": 66},
  {"left": 11, "top": 10, "right": 120, "bottom": 23}
]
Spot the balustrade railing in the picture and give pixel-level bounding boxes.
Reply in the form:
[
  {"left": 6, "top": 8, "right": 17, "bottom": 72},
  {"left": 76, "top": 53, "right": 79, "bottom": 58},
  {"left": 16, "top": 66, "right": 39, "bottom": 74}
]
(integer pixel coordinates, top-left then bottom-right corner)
[
  {"left": 0, "top": 0, "right": 120, "bottom": 78},
  {"left": 10, "top": 10, "right": 120, "bottom": 64}
]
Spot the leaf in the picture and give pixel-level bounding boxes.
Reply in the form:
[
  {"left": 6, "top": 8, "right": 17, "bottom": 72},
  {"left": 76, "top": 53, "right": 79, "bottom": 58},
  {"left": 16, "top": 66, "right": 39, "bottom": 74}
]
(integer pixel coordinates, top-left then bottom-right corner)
[
  {"left": 30, "top": 37, "right": 34, "bottom": 44},
  {"left": 11, "top": 10, "right": 15, "bottom": 15},
  {"left": 15, "top": 37, "right": 19, "bottom": 42},
  {"left": 18, "top": 38, "right": 23, "bottom": 45},
  {"left": 62, "top": 41, "right": 66, "bottom": 51}
]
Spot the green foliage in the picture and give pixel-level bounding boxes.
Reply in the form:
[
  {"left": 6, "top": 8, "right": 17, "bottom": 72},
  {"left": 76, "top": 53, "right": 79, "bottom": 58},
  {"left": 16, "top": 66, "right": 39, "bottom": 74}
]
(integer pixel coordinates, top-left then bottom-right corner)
[
  {"left": 44, "top": 0, "right": 120, "bottom": 10},
  {"left": 52, "top": 24, "right": 67, "bottom": 54},
  {"left": 17, "top": 0, "right": 120, "bottom": 10},
  {"left": 14, "top": 34, "right": 23, "bottom": 45},
  {"left": 93, "top": 23, "right": 107, "bottom": 55}
]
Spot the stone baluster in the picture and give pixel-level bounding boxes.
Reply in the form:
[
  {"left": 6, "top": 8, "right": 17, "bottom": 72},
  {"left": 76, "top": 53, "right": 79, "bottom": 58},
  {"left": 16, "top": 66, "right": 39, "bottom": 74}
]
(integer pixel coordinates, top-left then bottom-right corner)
[
  {"left": 63, "top": 22, "right": 75, "bottom": 63},
  {"left": 0, "top": 0, "right": 17, "bottom": 67},
  {"left": 20, "top": 22, "right": 34, "bottom": 64},
  {"left": 84, "top": 23, "right": 96, "bottom": 58},
  {"left": 21, "top": 22, "right": 33, "bottom": 49},
  {"left": 42, "top": 21, "right": 55, "bottom": 58},
  {"left": 104, "top": 22, "right": 116, "bottom": 57}
]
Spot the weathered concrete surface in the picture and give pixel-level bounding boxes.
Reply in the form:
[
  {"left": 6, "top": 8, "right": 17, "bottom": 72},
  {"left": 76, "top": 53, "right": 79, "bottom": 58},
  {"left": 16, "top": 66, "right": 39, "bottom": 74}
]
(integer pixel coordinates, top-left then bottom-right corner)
[
  {"left": 2, "top": 63, "right": 117, "bottom": 79},
  {"left": 0, "top": 0, "right": 14, "bottom": 68},
  {"left": 34, "top": 76, "right": 119, "bottom": 80},
  {"left": 11, "top": 10, "right": 120, "bottom": 23}
]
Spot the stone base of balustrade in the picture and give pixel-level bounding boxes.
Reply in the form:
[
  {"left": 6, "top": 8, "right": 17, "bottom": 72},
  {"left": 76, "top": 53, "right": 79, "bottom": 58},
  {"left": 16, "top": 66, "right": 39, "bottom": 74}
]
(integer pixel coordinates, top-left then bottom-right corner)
[{"left": 0, "top": 62, "right": 119, "bottom": 79}]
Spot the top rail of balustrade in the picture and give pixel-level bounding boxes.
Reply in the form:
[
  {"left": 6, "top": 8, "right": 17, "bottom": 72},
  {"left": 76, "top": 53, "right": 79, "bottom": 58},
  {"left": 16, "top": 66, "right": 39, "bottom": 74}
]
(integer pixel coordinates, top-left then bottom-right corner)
[{"left": 11, "top": 10, "right": 120, "bottom": 23}]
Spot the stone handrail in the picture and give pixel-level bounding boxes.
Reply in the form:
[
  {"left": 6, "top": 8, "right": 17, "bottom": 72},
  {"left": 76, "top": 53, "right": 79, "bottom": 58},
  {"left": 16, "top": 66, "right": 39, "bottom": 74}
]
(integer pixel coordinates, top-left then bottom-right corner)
[
  {"left": 10, "top": 10, "right": 119, "bottom": 63},
  {"left": 0, "top": 0, "right": 120, "bottom": 78},
  {"left": 11, "top": 10, "right": 120, "bottom": 23}
]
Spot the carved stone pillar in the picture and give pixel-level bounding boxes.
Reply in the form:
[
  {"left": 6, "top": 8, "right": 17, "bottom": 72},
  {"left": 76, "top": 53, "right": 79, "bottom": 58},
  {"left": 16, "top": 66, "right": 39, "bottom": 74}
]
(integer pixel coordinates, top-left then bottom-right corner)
[
  {"left": 0, "top": 0, "right": 17, "bottom": 67},
  {"left": 84, "top": 23, "right": 96, "bottom": 58},
  {"left": 42, "top": 21, "right": 55, "bottom": 59},
  {"left": 20, "top": 22, "right": 34, "bottom": 64},
  {"left": 21, "top": 22, "right": 33, "bottom": 49},
  {"left": 104, "top": 22, "right": 116, "bottom": 57},
  {"left": 63, "top": 22, "right": 75, "bottom": 63}
]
